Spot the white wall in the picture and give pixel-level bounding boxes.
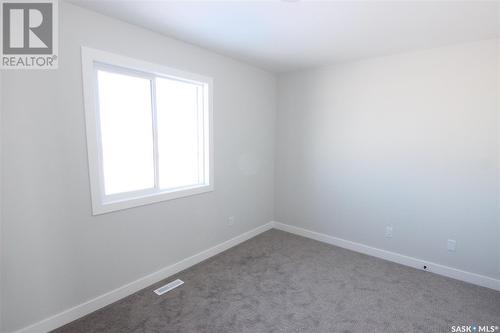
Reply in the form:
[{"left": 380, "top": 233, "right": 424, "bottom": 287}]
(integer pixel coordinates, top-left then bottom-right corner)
[
  {"left": 275, "top": 39, "right": 499, "bottom": 280},
  {"left": 0, "top": 68, "right": 4, "bottom": 333},
  {"left": 0, "top": 3, "right": 275, "bottom": 332},
  {"left": 497, "top": 32, "right": 500, "bottom": 291}
]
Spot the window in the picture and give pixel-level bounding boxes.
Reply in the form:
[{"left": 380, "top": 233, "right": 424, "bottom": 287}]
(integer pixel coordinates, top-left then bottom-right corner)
[{"left": 81, "top": 47, "right": 213, "bottom": 214}]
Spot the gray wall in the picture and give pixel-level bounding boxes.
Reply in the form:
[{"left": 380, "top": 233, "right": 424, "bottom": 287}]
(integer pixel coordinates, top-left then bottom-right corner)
[
  {"left": 275, "top": 39, "right": 499, "bottom": 280},
  {"left": 0, "top": 3, "right": 275, "bottom": 332}
]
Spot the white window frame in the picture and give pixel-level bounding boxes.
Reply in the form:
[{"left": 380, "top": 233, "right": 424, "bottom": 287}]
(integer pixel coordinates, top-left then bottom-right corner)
[{"left": 81, "top": 46, "right": 214, "bottom": 215}]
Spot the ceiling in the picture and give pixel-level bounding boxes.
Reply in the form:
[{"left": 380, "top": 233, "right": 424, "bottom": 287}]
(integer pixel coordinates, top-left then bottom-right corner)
[{"left": 69, "top": 0, "right": 499, "bottom": 73}]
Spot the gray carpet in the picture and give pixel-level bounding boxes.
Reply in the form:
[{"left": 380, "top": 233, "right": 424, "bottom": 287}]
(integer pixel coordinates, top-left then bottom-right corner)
[{"left": 53, "top": 229, "right": 500, "bottom": 333}]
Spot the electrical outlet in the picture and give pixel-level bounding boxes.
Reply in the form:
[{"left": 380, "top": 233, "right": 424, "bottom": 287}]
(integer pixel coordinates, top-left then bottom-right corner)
[
  {"left": 385, "top": 226, "right": 393, "bottom": 238},
  {"left": 447, "top": 239, "right": 456, "bottom": 252},
  {"left": 228, "top": 216, "right": 235, "bottom": 226}
]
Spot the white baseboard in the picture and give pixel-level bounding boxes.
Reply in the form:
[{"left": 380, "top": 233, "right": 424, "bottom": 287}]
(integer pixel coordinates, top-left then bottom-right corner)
[
  {"left": 12, "top": 222, "right": 274, "bottom": 333},
  {"left": 272, "top": 221, "right": 500, "bottom": 292},
  {"left": 11, "top": 220, "right": 500, "bottom": 333}
]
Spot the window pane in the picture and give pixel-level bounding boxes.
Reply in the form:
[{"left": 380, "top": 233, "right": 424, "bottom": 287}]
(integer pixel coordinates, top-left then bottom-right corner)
[
  {"left": 156, "top": 78, "right": 202, "bottom": 189},
  {"left": 97, "top": 70, "right": 155, "bottom": 195}
]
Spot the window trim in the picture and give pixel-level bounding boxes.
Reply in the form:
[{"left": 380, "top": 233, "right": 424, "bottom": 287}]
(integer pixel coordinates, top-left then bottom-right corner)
[{"left": 81, "top": 46, "right": 214, "bottom": 215}]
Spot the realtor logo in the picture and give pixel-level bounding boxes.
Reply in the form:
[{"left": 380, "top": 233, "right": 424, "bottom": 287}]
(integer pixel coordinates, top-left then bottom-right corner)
[{"left": 1, "top": 0, "right": 58, "bottom": 69}]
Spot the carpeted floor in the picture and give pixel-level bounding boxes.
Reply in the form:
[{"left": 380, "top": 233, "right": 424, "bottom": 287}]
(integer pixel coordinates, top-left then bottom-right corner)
[{"left": 53, "top": 229, "right": 500, "bottom": 333}]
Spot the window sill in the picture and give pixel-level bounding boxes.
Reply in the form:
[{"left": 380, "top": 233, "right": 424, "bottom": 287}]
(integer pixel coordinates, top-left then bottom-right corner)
[{"left": 91, "top": 184, "right": 214, "bottom": 215}]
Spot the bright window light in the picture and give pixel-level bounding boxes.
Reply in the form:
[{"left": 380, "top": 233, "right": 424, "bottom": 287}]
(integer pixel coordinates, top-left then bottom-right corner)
[
  {"left": 97, "top": 70, "right": 155, "bottom": 195},
  {"left": 156, "top": 77, "right": 204, "bottom": 189},
  {"left": 82, "top": 47, "right": 213, "bottom": 215}
]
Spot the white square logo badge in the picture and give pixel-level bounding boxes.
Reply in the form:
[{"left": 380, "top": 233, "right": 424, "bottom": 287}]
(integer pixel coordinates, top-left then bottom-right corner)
[{"left": 1, "top": 0, "right": 58, "bottom": 69}]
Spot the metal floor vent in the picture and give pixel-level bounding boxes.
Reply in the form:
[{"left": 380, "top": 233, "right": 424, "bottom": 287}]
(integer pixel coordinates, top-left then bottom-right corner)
[{"left": 154, "top": 279, "right": 184, "bottom": 295}]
